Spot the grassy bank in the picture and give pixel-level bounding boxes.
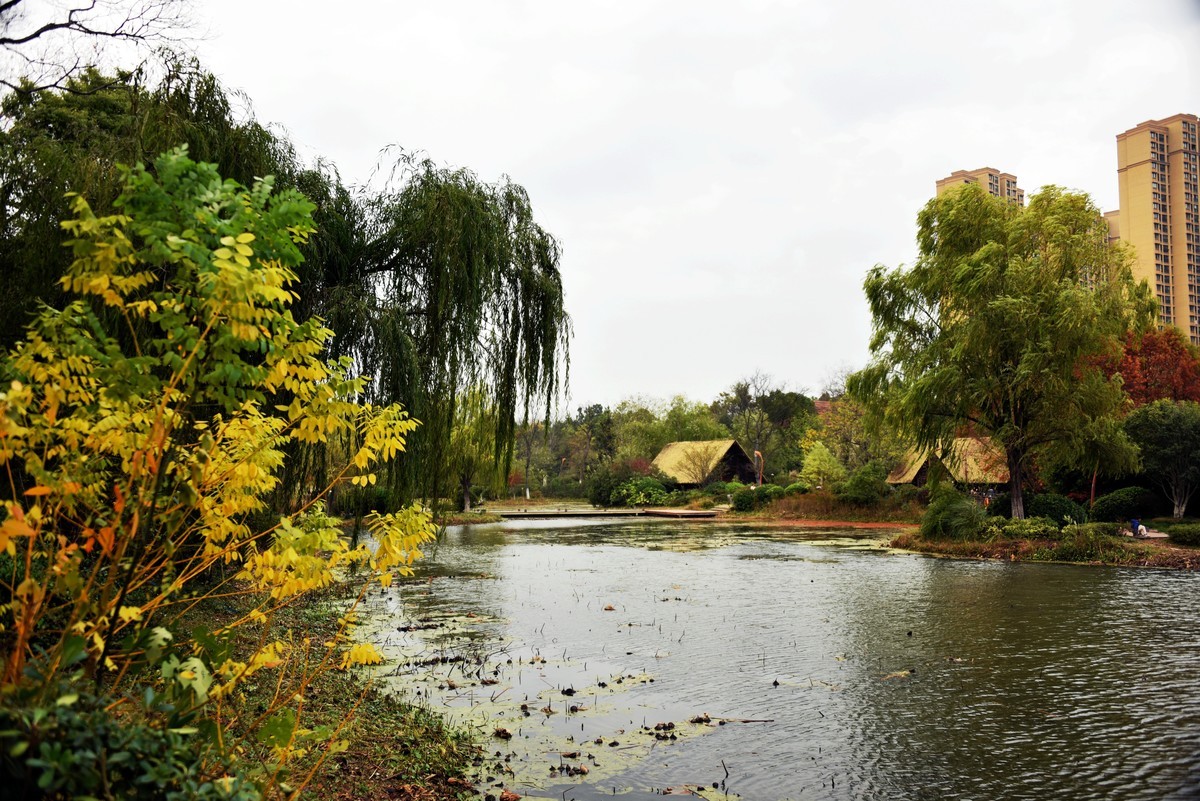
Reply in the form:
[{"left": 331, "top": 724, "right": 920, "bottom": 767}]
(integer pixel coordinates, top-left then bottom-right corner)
[
  {"left": 180, "top": 582, "right": 478, "bottom": 800},
  {"left": 891, "top": 530, "right": 1200, "bottom": 569},
  {"left": 435, "top": 511, "right": 504, "bottom": 525},
  {"left": 739, "top": 492, "right": 923, "bottom": 524}
]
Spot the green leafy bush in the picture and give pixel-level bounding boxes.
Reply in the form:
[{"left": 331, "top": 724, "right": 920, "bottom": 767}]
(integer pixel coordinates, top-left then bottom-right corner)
[
  {"left": 730, "top": 485, "right": 785, "bottom": 512},
  {"left": 1166, "top": 524, "right": 1200, "bottom": 546},
  {"left": 784, "top": 481, "right": 810, "bottom": 496},
  {"left": 980, "top": 516, "right": 1007, "bottom": 540},
  {"left": 1061, "top": 522, "right": 1123, "bottom": 538},
  {"left": 704, "top": 482, "right": 730, "bottom": 497},
  {"left": 732, "top": 487, "right": 758, "bottom": 512},
  {"left": 1089, "top": 486, "right": 1158, "bottom": 522},
  {"left": 760, "top": 484, "right": 785, "bottom": 503},
  {"left": 1001, "top": 517, "right": 1061, "bottom": 539},
  {"left": 920, "top": 488, "right": 986, "bottom": 540},
  {"left": 0, "top": 681, "right": 259, "bottom": 800},
  {"left": 1027, "top": 493, "right": 1087, "bottom": 526},
  {"left": 1043, "top": 523, "right": 1126, "bottom": 561},
  {"left": 588, "top": 462, "right": 675, "bottom": 506},
  {"left": 665, "top": 489, "right": 702, "bottom": 507},
  {"left": 610, "top": 477, "right": 668, "bottom": 507},
  {"left": 834, "top": 462, "right": 891, "bottom": 507}
]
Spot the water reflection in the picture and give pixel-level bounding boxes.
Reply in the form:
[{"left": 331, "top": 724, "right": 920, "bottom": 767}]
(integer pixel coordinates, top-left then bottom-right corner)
[{"left": 361, "top": 520, "right": 1200, "bottom": 800}]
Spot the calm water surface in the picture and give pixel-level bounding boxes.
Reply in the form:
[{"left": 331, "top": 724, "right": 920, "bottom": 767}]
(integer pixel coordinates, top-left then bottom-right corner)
[{"left": 360, "top": 519, "right": 1200, "bottom": 800}]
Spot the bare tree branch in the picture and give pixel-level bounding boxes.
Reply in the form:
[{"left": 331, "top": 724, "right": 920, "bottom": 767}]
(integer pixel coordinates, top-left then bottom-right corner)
[{"left": 1, "top": 0, "right": 192, "bottom": 96}]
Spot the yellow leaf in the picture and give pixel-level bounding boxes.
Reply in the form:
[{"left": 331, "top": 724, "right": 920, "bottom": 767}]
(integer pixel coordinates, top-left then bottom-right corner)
[
  {"left": 118, "top": 605, "right": 143, "bottom": 623},
  {"left": 24, "top": 486, "right": 51, "bottom": 496}
]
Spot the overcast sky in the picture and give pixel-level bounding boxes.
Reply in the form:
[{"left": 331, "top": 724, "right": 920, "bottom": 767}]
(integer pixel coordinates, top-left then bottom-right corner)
[{"left": 194, "top": 0, "right": 1200, "bottom": 411}]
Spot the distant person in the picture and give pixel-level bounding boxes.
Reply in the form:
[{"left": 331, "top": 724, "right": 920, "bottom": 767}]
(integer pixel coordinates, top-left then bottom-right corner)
[{"left": 1130, "top": 517, "right": 1146, "bottom": 538}]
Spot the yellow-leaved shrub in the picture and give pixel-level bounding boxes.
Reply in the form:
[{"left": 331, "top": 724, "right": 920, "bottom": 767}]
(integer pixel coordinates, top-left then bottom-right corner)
[{"left": 0, "top": 148, "right": 436, "bottom": 796}]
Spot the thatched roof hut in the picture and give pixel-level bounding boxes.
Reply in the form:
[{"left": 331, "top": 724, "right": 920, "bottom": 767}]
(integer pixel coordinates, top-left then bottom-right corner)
[
  {"left": 652, "top": 439, "right": 757, "bottom": 487},
  {"left": 886, "top": 437, "right": 1009, "bottom": 487}
]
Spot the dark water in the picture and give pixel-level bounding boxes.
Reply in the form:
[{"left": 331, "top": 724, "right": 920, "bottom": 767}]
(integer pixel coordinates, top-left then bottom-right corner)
[{"left": 361, "top": 519, "right": 1200, "bottom": 800}]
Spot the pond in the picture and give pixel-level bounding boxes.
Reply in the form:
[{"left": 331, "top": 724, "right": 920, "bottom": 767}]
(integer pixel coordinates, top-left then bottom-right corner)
[{"left": 356, "top": 519, "right": 1200, "bottom": 800}]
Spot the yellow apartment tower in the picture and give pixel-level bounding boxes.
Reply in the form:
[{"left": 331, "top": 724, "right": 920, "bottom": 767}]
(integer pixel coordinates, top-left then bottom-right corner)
[
  {"left": 935, "top": 167, "right": 1025, "bottom": 206},
  {"left": 1113, "top": 113, "right": 1200, "bottom": 343}
]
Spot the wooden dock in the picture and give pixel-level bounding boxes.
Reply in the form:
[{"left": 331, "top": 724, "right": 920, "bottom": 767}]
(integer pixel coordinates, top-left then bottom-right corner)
[{"left": 643, "top": 508, "right": 718, "bottom": 518}]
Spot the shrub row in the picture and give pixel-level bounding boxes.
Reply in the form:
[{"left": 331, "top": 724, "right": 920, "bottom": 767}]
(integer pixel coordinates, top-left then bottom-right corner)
[
  {"left": 1165, "top": 524, "right": 1200, "bottom": 546},
  {"left": 732, "top": 484, "right": 785, "bottom": 512}
]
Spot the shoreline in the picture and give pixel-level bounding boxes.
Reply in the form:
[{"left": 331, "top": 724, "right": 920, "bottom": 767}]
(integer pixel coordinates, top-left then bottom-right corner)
[{"left": 889, "top": 530, "right": 1200, "bottom": 570}]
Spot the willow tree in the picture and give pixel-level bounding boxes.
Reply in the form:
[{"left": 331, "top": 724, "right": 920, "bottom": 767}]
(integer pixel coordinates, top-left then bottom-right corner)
[
  {"left": 849, "top": 185, "right": 1155, "bottom": 519},
  {"left": 327, "top": 156, "right": 570, "bottom": 504},
  {"left": 0, "top": 63, "right": 570, "bottom": 507},
  {"left": 0, "top": 59, "right": 313, "bottom": 349}
]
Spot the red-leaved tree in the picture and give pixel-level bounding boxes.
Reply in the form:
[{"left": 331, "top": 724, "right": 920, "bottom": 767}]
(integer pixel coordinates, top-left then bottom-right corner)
[{"left": 1111, "top": 328, "right": 1200, "bottom": 405}]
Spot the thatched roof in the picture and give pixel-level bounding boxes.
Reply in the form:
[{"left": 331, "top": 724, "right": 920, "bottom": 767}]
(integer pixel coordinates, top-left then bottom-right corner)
[
  {"left": 886, "top": 437, "right": 1009, "bottom": 486},
  {"left": 652, "top": 439, "right": 750, "bottom": 484}
]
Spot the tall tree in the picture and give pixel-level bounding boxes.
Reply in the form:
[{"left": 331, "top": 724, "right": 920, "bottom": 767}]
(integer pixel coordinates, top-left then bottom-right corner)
[
  {"left": 799, "top": 442, "right": 847, "bottom": 488},
  {"left": 612, "top": 395, "right": 728, "bottom": 463},
  {"left": 818, "top": 396, "right": 906, "bottom": 472},
  {"left": 0, "top": 61, "right": 310, "bottom": 349},
  {"left": 336, "top": 156, "right": 570, "bottom": 503},
  {"left": 712, "top": 373, "right": 815, "bottom": 481},
  {"left": 565, "top": 404, "right": 614, "bottom": 482},
  {"left": 1125, "top": 400, "right": 1200, "bottom": 518},
  {"left": 849, "top": 184, "right": 1155, "bottom": 518},
  {"left": 448, "top": 387, "right": 500, "bottom": 511},
  {"left": 0, "top": 66, "right": 571, "bottom": 508}
]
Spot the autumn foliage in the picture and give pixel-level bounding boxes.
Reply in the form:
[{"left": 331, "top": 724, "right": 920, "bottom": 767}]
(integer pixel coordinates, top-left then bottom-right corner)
[
  {"left": 1102, "top": 328, "right": 1200, "bottom": 405},
  {"left": 0, "top": 150, "right": 436, "bottom": 796}
]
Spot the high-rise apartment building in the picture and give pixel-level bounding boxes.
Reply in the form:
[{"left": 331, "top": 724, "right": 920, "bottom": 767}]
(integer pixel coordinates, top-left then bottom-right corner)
[
  {"left": 1113, "top": 113, "right": 1200, "bottom": 343},
  {"left": 935, "top": 167, "right": 1025, "bottom": 206}
]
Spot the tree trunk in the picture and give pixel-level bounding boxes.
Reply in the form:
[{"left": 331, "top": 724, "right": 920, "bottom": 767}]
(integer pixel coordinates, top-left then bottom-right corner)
[
  {"left": 1006, "top": 448, "right": 1025, "bottom": 519},
  {"left": 461, "top": 477, "right": 472, "bottom": 512},
  {"left": 524, "top": 440, "right": 533, "bottom": 500},
  {"left": 1169, "top": 477, "right": 1194, "bottom": 518},
  {"left": 1090, "top": 462, "right": 1099, "bottom": 508}
]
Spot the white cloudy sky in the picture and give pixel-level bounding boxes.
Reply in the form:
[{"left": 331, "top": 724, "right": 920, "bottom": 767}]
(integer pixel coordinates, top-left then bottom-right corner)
[{"left": 191, "top": 0, "right": 1200, "bottom": 410}]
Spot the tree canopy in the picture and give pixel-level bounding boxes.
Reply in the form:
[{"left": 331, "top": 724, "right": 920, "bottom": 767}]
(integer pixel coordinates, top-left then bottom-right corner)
[
  {"left": 0, "top": 64, "right": 571, "bottom": 508},
  {"left": 849, "top": 184, "right": 1155, "bottom": 518},
  {"left": 1125, "top": 400, "right": 1200, "bottom": 519},
  {"left": 711, "top": 373, "right": 815, "bottom": 481},
  {"left": 1106, "top": 327, "right": 1200, "bottom": 405}
]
